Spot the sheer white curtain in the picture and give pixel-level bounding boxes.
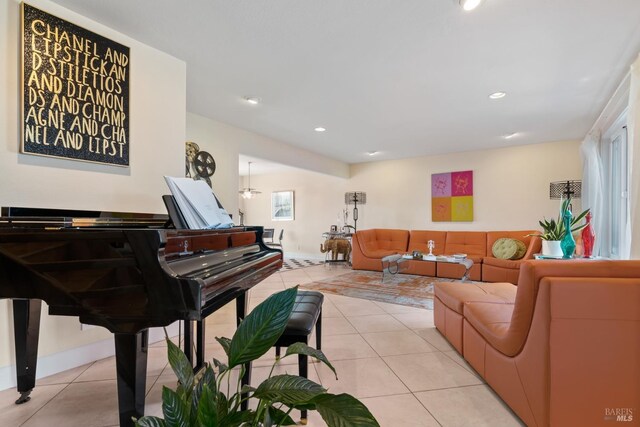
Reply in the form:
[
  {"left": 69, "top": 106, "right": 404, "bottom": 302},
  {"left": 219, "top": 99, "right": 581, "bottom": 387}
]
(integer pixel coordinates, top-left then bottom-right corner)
[
  {"left": 629, "top": 54, "right": 640, "bottom": 259},
  {"left": 580, "top": 133, "right": 604, "bottom": 256}
]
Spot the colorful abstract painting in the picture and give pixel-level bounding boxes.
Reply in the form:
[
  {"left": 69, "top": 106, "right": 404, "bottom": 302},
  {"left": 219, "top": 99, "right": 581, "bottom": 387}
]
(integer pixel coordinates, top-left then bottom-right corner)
[{"left": 431, "top": 170, "right": 473, "bottom": 221}]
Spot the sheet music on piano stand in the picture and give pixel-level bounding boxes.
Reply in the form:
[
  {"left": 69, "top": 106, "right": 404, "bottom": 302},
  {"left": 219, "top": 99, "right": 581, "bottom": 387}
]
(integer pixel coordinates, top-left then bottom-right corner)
[{"left": 164, "top": 176, "right": 234, "bottom": 229}]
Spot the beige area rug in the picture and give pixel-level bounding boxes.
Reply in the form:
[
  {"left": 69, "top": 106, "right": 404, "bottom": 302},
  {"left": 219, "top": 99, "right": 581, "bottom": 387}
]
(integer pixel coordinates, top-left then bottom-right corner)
[{"left": 300, "top": 270, "right": 451, "bottom": 310}]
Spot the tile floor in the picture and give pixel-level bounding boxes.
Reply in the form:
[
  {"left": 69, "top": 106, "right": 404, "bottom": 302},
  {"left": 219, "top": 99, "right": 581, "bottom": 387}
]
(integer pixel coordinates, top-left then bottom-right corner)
[{"left": 0, "top": 265, "right": 524, "bottom": 427}]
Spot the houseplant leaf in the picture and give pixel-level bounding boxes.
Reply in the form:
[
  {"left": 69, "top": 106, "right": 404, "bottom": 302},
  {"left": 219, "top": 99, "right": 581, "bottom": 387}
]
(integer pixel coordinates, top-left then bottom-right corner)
[
  {"left": 268, "top": 406, "right": 297, "bottom": 426},
  {"left": 161, "top": 386, "right": 190, "bottom": 427},
  {"left": 135, "top": 416, "right": 167, "bottom": 427},
  {"left": 196, "top": 384, "right": 217, "bottom": 427},
  {"left": 212, "top": 357, "right": 228, "bottom": 372},
  {"left": 191, "top": 365, "right": 216, "bottom": 417},
  {"left": 215, "top": 337, "right": 231, "bottom": 357},
  {"left": 253, "top": 374, "right": 325, "bottom": 405},
  {"left": 218, "top": 410, "right": 255, "bottom": 427},
  {"left": 284, "top": 342, "right": 337, "bottom": 379},
  {"left": 313, "top": 393, "right": 380, "bottom": 427},
  {"left": 228, "top": 287, "right": 297, "bottom": 368},
  {"left": 167, "top": 339, "right": 194, "bottom": 393}
]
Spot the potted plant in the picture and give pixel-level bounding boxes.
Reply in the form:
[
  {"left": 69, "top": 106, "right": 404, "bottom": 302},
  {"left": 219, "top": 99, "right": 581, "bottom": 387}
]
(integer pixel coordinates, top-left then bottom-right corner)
[
  {"left": 530, "top": 197, "right": 590, "bottom": 257},
  {"left": 135, "top": 287, "right": 380, "bottom": 427}
]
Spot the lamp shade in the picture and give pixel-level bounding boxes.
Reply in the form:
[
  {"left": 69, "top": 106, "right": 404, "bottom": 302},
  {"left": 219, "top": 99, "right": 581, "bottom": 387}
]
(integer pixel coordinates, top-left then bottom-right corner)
[
  {"left": 344, "top": 192, "right": 367, "bottom": 205},
  {"left": 549, "top": 180, "right": 582, "bottom": 200}
]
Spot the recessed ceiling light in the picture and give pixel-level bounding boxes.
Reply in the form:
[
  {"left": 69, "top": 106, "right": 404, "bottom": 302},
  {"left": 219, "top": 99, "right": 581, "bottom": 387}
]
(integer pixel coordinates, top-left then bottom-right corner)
[
  {"left": 460, "top": 0, "right": 483, "bottom": 11},
  {"left": 367, "top": 151, "right": 379, "bottom": 156},
  {"left": 504, "top": 132, "right": 518, "bottom": 139},
  {"left": 244, "top": 97, "right": 260, "bottom": 105},
  {"left": 489, "top": 92, "right": 506, "bottom": 99},
  {"left": 314, "top": 127, "right": 326, "bottom": 132}
]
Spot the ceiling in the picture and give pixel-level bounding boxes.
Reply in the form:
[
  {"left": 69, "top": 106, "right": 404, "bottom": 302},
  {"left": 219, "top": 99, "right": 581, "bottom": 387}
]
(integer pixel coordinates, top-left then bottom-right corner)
[
  {"left": 52, "top": 0, "right": 640, "bottom": 164},
  {"left": 238, "top": 155, "right": 301, "bottom": 176}
]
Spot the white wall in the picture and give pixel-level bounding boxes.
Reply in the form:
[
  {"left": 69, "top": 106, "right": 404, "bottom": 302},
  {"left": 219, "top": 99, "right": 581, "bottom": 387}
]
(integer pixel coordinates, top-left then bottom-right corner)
[
  {"left": 0, "top": 0, "right": 186, "bottom": 387},
  {"left": 240, "top": 170, "right": 348, "bottom": 258},
  {"left": 186, "top": 112, "right": 350, "bottom": 221},
  {"left": 241, "top": 140, "right": 583, "bottom": 259},
  {"left": 349, "top": 140, "right": 583, "bottom": 231}
]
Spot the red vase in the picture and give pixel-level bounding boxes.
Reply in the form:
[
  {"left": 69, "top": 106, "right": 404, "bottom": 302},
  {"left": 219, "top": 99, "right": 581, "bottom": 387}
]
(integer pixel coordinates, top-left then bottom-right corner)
[{"left": 582, "top": 212, "right": 595, "bottom": 258}]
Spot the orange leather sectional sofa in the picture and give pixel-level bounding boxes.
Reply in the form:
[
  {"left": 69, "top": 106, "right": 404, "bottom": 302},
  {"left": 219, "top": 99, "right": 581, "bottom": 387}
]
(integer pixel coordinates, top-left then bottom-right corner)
[
  {"left": 434, "top": 260, "right": 640, "bottom": 426},
  {"left": 351, "top": 228, "right": 541, "bottom": 284}
]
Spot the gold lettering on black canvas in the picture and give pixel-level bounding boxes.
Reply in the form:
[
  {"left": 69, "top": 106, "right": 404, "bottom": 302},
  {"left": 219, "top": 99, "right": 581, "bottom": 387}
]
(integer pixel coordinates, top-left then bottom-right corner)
[{"left": 22, "top": 3, "right": 130, "bottom": 166}]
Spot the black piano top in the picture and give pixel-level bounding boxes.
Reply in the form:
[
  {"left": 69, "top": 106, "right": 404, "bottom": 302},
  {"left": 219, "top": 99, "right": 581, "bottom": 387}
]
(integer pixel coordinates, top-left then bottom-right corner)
[
  {"left": 0, "top": 205, "right": 283, "bottom": 334},
  {"left": 0, "top": 206, "right": 169, "bottom": 228}
]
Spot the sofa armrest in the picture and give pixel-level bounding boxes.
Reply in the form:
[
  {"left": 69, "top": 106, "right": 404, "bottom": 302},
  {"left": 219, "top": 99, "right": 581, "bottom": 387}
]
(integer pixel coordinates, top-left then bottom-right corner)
[
  {"left": 521, "top": 236, "right": 541, "bottom": 260},
  {"left": 544, "top": 276, "right": 640, "bottom": 426}
]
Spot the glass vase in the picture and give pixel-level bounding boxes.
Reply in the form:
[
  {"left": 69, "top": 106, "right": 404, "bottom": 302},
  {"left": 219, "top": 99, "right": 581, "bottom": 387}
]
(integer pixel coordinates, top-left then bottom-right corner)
[
  {"left": 582, "top": 212, "right": 595, "bottom": 258},
  {"left": 561, "top": 208, "right": 576, "bottom": 258}
]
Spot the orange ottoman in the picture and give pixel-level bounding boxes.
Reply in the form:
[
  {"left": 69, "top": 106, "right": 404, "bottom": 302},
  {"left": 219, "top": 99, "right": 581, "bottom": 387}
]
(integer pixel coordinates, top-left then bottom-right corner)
[{"left": 434, "top": 281, "right": 516, "bottom": 353}]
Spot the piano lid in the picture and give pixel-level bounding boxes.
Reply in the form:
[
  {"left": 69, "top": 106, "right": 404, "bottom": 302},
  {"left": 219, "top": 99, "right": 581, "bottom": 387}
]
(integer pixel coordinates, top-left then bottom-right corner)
[{"left": 0, "top": 206, "right": 169, "bottom": 228}]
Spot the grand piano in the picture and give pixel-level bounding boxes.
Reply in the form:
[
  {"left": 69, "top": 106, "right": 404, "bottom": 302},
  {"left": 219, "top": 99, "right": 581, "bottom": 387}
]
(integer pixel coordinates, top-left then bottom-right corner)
[{"left": 0, "top": 203, "right": 282, "bottom": 426}]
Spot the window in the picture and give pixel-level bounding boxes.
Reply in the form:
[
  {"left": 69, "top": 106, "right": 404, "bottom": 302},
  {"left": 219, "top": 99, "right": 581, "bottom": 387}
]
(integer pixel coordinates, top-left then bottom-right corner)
[{"left": 600, "top": 112, "right": 629, "bottom": 258}]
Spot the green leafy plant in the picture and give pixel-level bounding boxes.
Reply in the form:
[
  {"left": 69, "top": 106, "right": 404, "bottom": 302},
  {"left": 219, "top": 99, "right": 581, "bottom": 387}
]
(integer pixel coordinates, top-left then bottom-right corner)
[
  {"left": 529, "top": 197, "right": 590, "bottom": 241},
  {"left": 135, "top": 287, "right": 380, "bottom": 427}
]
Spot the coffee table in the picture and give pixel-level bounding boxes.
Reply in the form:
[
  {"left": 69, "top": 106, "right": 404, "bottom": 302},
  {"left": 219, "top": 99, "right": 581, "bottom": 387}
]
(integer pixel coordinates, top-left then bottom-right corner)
[{"left": 381, "top": 254, "right": 474, "bottom": 282}]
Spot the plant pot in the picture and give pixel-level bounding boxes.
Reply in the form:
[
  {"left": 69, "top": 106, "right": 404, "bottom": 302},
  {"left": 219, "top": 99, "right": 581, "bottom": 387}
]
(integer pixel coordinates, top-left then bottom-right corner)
[{"left": 541, "top": 240, "right": 563, "bottom": 257}]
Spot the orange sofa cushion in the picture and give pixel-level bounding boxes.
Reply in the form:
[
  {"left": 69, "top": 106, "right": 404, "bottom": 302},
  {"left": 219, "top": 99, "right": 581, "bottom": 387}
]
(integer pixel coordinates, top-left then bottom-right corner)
[
  {"left": 358, "top": 229, "right": 409, "bottom": 258},
  {"left": 443, "top": 231, "right": 487, "bottom": 257},
  {"left": 407, "top": 230, "right": 447, "bottom": 255},
  {"left": 435, "top": 281, "right": 516, "bottom": 314}
]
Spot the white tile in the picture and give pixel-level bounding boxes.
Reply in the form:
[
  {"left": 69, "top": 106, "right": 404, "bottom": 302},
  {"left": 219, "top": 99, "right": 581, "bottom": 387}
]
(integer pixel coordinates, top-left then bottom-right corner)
[
  {"left": 374, "top": 301, "right": 430, "bottom": 314},
  {"left": 317, "top": 298, "right": 343, "bottom": 318},
  {"left": 383, "top": 352, "right": 482, "bottom": 391},
  {"left": 331, "top": 297, "right": 387, "bottom": 316},
  {"left": 415, "top": 327, "right": 456, "bottom": 351},
  {"left": 319, "top": 333, "right": 377, "bottom": 361},
  {"left": 38, "top": 363, "right": 92, "bottom": 385},
  {"left": 441, "top": 350, "right": 483, "bottom": 379},
  {"left": 0, "top": 383, "right": 67, "bottom": 426},
  {"left": 315, "top": 357, "right": 409, "bottom": 398},
  {"left": 320, "top": 316, "right": 358, "bottom": 335},
  {"left": 415, "top": 385, "right": 525, "bottom": 426},
  {"left": 360, "top": 394, "right": 440, "bottom": 426},
  {"left": 347, "top": 314, "right": 408, "bottom": 333},
  {"left": 361, "top": 330, "right": 438, "bottom": 356},
  {"left": 392, "top": 311, "right": 435, "bottom": 329},
  {"left": 22, "top": 380, "right": 119, "bottom": 427}
]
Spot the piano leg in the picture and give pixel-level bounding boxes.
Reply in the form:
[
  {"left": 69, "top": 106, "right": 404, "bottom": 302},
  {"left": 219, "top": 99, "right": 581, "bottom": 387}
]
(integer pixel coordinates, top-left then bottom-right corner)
[
  {"left": 13, "top": 299, "right": 41, "bottom": 405},
  {"left": 183, "top": 320, "right": 194, "bottom": 366},
  {"left": 183, "top": 320, "right": 206, "bottom": 372},
  {"left": 196, "top": 320, "right": 205, "bottom": 371},
  {"left": 114, "top": 331, "right": 148, "bottom": 427},
  {"left": 236, "top": 292, "right": 251, "bottom": 411}
]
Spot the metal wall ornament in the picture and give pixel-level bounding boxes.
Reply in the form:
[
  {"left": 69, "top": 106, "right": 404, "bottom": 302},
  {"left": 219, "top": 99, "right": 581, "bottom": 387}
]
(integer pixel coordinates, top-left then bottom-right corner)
[{"left": 185, "top": 141, "right": 215, "bottom": 187}]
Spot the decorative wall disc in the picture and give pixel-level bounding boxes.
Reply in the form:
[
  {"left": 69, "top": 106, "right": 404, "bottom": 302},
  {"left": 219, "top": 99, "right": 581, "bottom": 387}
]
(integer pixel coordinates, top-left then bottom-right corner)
[{"left": 194, "top": 151, "right": 216, "bottom": 177}]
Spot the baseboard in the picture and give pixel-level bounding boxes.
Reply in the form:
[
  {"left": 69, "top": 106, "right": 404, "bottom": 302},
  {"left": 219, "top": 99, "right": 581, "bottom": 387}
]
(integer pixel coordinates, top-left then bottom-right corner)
[{"left": 0, "top": 322, "right": 179, "bottom": 392}]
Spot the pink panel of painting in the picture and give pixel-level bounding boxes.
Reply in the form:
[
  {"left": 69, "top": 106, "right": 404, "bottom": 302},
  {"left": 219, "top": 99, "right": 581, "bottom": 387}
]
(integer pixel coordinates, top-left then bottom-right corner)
[
  {"left": 431, "top": 173, "right": 451, "bottom": 197},
  {"left": 451, "top": 170, "right": 473, "bottom": 196}
]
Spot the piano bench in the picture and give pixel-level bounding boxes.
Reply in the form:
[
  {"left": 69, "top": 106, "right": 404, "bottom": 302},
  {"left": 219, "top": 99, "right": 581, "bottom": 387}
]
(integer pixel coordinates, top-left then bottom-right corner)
[{"left": 274, "top": 290, "right": 324, "bottom": 425}]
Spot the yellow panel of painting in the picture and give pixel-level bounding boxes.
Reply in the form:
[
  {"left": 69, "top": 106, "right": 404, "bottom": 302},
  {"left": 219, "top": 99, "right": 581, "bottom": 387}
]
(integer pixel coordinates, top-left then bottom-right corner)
[
  {"left": 451, "top": 196, "right": 473, "bottom": 221},
  {"left": 432, "top": 197, "right": 451, "bottom": 222}
]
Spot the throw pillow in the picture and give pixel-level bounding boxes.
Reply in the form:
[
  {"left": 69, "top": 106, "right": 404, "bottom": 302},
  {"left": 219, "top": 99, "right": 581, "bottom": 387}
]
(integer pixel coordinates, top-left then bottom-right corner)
[
  {"left": 513, "top": 239, "right": 527, "bottom": 260},
  {"left": 492, "top": 238, "right": 527, "bottom": 260}
]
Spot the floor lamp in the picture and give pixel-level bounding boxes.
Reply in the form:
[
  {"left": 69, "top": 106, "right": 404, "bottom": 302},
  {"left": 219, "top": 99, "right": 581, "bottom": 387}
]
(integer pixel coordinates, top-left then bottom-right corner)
[{"left": 344, "top": 192, "right": 367, "bottom": 232}]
